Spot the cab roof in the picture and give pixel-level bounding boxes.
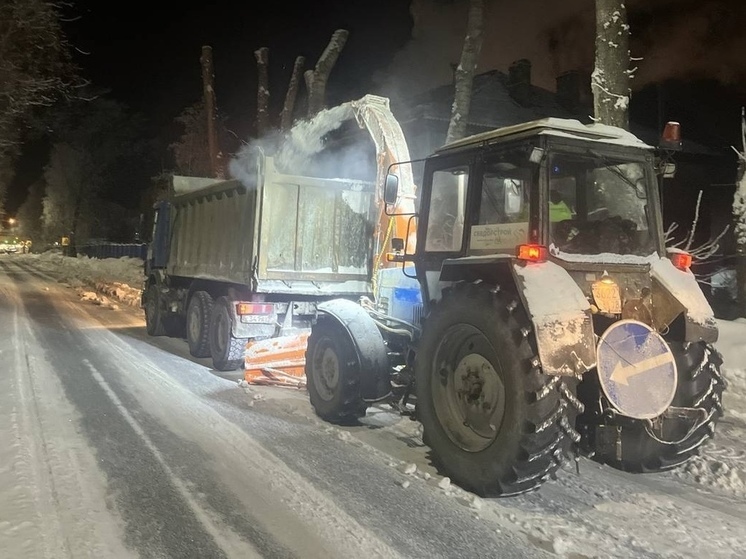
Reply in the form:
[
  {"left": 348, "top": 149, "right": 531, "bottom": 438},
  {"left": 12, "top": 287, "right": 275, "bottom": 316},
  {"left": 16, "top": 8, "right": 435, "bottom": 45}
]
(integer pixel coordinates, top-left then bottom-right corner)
[{"left": 435, "top": 117, "right": 653, "bottom": 154}]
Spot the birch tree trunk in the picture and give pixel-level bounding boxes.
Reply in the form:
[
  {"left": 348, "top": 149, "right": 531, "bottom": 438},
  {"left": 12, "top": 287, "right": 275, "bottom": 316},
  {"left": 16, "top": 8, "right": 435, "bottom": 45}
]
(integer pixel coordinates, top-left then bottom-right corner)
[
  {"left": 280, "top": 56, "right": 306, "bottom": 132},
  {"left": 306, "top": 29, "right": 349, "bottom": 116},
  {"left": 254, "top": 47, "right": 270, "bottom": 137},
  {"left": 733, "top": 108, "right": 746, "bottom": 316},
  {"left": 592, "top": 0, "right": 630, "bottom": 130},
  {"left": 445, "top": 0, "right": 485, "bottom": 145}
]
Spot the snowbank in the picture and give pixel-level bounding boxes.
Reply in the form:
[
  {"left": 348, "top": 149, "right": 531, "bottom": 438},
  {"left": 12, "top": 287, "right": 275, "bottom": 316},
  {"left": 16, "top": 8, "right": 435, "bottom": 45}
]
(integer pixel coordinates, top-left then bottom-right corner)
[
  {"left": 671, "top": 318, "right": 746, "bottom": 495},
  {"left": 25, "top": 252, "right": 144, "bottom": 308}
]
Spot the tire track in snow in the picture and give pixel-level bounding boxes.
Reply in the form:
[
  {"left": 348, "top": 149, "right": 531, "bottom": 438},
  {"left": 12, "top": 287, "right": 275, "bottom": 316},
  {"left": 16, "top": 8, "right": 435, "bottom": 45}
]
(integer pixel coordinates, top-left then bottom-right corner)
[
  {"left": 2, "top": 262, "right": 256, "bottom": 559},
  {"left": 0, "top": 259, "right": 135, "bottom": 558},
  {"left": 9, "top": 259, "right": 402, "bottom": 559}
]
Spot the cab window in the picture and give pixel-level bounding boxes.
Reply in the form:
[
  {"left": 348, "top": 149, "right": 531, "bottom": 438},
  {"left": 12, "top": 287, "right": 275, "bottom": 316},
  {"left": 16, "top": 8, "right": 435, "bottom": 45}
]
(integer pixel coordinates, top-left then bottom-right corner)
[
  {"left": 425, "top": 165, "right": 469, "bottom": 252},
  {"left": 469, "top": 153, "right": 533, "bottom": 254}
]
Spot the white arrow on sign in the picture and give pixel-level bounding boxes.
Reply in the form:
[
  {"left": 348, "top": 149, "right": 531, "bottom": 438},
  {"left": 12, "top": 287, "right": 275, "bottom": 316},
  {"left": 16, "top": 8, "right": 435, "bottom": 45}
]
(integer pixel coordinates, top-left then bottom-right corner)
[{"left": 609, "top": 353, "right": 675, "bottom": 386}]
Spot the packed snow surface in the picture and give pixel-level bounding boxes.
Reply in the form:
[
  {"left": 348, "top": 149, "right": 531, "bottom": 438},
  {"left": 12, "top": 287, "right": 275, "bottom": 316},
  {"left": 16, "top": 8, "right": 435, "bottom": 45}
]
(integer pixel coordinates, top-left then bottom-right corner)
[{"left": 10, "top": 251, "right": 746, "bottom": 559}]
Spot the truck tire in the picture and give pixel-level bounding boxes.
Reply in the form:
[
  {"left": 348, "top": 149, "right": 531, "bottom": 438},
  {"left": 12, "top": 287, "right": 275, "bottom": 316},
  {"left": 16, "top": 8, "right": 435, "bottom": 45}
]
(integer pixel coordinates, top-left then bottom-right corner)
[
  {"left": 186, "top": 291, "right": 213, "bottom": 358},
  {"left": 144, "top": 284, "right": 167, "bottom": 336},
  {"left": 306, "top": 314, "right": 368, "bottom": 424},
  {"left": 415, "top": 283, "right": 576, "bottom": 497},
  {"left": 589, "top": 341, "right": 725, "bottom": 472},
  {"left": 209, "top": 296, "right": 247, "bottom": 371}
]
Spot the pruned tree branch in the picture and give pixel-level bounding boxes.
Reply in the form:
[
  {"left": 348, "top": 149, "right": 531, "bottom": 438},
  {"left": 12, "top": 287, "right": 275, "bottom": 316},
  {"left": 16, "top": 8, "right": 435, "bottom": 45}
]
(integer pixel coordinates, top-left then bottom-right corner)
[
  {"left": 280, "top": 55, "right": 305, "bottom": 132},
  {"left": 254, "top": 47, "right": 270, "bottom": 137},
  {"left": 306, "top": 29, "right": 349, "bottom": 116}
]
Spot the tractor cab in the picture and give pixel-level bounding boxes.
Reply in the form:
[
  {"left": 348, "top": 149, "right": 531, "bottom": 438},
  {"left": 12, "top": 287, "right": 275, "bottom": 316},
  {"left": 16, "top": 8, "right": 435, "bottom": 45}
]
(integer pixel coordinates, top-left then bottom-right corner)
[{"left": 392, "top": 119, "right": 665, "bottom": 307}]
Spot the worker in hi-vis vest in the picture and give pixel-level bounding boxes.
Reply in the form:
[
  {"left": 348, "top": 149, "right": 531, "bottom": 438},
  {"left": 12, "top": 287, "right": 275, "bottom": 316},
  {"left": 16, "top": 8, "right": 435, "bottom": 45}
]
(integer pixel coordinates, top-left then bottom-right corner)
[{"left": 549, "top": 189, "right": 573, "bottom": 222}]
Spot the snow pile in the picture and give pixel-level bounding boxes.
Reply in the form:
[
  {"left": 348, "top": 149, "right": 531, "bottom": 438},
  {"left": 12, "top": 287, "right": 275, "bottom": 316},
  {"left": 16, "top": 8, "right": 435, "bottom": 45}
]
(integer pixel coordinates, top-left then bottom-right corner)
[
  {"left": 675, "top": 318, "right": 746, "bottom": 495},
  {"left": 25, "top": 252, "right": 144, "bottom": 307}
]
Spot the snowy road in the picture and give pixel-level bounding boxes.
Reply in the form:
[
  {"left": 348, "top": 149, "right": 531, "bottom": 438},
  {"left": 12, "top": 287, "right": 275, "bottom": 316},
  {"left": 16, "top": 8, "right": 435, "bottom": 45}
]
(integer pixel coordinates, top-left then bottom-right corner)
[{"left": 1, "top": 255, "right": 745, "bottom": 559}]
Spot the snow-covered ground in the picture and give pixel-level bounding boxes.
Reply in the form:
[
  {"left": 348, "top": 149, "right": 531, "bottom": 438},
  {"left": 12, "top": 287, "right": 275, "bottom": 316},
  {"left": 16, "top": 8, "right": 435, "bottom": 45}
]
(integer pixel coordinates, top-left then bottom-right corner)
[
  {"left": 22, "top": 250, "right": 746, "bottom": 496},
  {"left": 13, "top": 251, "right": 746, "bottom": 558}
]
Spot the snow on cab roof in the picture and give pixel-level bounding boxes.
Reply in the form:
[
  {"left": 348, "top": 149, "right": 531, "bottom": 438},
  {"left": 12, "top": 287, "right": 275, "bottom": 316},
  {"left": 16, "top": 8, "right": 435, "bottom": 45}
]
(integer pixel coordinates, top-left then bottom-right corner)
[{"left": 436, "top": 117, "right": 653, "bottom": 153}]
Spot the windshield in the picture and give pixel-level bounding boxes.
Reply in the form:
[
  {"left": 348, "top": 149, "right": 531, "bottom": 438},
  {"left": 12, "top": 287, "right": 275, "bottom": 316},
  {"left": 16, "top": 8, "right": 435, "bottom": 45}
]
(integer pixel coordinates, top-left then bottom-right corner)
[{"left": 548, "top": 151, "right": 656, "bottom": 256}]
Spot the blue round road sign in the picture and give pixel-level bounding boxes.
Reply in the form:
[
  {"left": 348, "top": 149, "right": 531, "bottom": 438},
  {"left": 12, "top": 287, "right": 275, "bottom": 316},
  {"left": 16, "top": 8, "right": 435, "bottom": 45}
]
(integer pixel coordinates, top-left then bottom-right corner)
[{"left": 596, "top": 320, "right": 677, "bottom": 420}]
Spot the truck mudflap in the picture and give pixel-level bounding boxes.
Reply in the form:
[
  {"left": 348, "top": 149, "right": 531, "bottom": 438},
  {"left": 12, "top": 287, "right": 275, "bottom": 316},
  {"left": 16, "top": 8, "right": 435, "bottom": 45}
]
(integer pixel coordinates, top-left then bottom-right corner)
[{"left": 512, "top": 261, "right": 596, "bottom": 376}]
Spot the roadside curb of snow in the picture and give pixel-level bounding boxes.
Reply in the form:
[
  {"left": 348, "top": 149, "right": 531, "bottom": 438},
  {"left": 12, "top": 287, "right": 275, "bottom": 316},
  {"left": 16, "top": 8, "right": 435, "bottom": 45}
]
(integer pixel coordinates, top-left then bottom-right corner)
[
  {"left": 94, "top": 280, "right": 143, "bottom": 308},
  {"left": 70, "top": 278, "right": 142, "bottom": 310}
]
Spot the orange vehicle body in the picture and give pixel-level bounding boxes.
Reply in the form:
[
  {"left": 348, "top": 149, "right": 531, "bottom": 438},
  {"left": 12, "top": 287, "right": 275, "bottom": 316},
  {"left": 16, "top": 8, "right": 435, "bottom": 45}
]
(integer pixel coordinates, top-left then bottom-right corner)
[{"left": 244, "top": 95, "right": 417, "bottom": 387}]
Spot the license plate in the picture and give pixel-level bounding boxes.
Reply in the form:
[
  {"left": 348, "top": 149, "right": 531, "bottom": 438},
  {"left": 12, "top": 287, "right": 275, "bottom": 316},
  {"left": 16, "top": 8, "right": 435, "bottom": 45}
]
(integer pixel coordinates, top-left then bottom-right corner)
[{"left": 592, "top": 281, "right": 622, "bottom": 314}]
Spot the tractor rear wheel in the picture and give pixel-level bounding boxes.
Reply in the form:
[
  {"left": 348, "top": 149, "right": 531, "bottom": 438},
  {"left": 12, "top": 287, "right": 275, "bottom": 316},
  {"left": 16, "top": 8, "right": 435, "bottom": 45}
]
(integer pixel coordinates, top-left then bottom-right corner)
[
  {"left": 587, "top": 341, "right": 725, "bottom": 472},
  {"left": 415, "top": 283, "right": 578, "bottom": 497}
]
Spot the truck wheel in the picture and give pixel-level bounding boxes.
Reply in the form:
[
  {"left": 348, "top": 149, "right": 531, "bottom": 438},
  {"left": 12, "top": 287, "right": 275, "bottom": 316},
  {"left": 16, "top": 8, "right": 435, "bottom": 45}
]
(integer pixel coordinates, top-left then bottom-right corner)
[
  {"left": 209, "top": 296, "right": 247, "bottom": 371},
  {"left": 187, "top": 291, "right": 213, "bottom": 358},
  {"left": 144, "top": 284, "right": 167, "bottom": 336},
  {"left": 415, "top": 283, "right": 575, "bottom": 497},
  {"left": 306, "top": 315, "right": 368, "bottom": 424},
  {"left": 591, "top": 341, "right": 725, "bottom": 472}
]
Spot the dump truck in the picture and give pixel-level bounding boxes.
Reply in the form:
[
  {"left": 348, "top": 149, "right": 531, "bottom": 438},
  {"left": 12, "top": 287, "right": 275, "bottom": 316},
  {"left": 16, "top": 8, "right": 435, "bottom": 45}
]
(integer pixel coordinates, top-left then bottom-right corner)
[
  {"left": 142, "top": 95, "right": 416, "bottom": 371},
  {"left": 304, "top": 117, "right": 726, "bottom": 497}
]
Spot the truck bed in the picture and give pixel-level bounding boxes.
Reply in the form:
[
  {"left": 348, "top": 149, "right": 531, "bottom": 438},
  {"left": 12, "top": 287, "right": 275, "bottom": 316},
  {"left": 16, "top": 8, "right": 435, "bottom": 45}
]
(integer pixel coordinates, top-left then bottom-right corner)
[{"left": 167, "top": 156, "right": 377, "bottom": 298}]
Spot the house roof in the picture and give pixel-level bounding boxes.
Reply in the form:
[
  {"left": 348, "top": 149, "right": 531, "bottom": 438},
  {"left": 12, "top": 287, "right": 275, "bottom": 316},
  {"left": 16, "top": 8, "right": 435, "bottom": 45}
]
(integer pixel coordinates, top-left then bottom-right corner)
[
  {"left": 397, "top": 69, "right": 587, "bottom": 130},
  {"left": 396, "top": 68, "right": 727, "bottom": 158}
]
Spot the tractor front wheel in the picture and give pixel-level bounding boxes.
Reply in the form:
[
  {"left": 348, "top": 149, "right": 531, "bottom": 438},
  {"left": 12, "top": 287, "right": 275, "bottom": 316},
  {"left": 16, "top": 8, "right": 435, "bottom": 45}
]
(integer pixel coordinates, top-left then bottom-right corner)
[{"left": 306, "top": 315, "right": 368, "bottom": 424}]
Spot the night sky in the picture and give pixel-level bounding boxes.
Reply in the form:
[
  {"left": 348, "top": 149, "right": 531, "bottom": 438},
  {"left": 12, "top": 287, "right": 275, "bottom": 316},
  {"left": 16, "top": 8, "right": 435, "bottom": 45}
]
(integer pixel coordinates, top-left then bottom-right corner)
[
  {"left": 62, "top": 0, "right": 413, "bottom": 132},
  {"left": 7, "top": 0, "right": 746, "bottom": 214}
]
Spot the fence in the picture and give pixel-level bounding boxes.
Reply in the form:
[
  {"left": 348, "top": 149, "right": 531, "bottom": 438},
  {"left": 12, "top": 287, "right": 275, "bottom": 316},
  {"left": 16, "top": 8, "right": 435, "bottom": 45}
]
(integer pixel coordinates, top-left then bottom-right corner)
[{"left": 76, "top": 242, "right": 148, "bottom": 260}]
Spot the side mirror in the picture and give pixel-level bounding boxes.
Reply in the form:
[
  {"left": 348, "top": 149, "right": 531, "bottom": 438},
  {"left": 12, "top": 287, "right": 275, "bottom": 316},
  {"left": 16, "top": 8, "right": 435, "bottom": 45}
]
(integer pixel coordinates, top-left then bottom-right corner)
[
  {"left": 384, "top": 174, "right": 399, "bottom": 205},
  {"left": 529, "top": 146, "right": 545, "bottom": 164},
  {"left": 661, "top": 161, "right": 676, "bottom": 178}
]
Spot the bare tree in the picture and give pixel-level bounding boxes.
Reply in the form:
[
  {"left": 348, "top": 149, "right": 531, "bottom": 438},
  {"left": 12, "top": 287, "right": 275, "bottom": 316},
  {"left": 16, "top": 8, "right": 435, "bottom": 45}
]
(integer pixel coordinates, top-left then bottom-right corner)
[
  {"left": 0, "top": 0, "right": 78, "bottom": 213},
  {"left": 170, "top": 102, "right": 213, "bottom": 177},
  {"left": 592, "top": 0, "right": 631, "bottom": 129},
  {"left": 280, "top": 56, "right": 306, "bottom": 132},
  {"left": 305, "top": 29, "right": 349, "bottom": 116},
  {"left": 445, "top": 0, "right": 485, "bottom": 145},
  {"left": 733, "top": 107, "right": 746, "bottom": 315},
  {"left": 15, "top": 179, "right": 44, "bottom": 240},
  {"left": 254, "top": 47, "right": 270, "bottom": 137}
]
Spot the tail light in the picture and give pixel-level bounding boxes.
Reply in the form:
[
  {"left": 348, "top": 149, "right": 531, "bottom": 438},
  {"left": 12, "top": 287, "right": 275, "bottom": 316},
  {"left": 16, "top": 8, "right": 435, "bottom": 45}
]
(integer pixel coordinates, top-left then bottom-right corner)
[
  {"left": 516, "top": 244, "right": 548, "bottom": 263},
  {"left": 236, "top": 303, "right": 274, "bottom": 315},
  {"left": 670, "top": 252, "right": 692, "bottom": 271}
]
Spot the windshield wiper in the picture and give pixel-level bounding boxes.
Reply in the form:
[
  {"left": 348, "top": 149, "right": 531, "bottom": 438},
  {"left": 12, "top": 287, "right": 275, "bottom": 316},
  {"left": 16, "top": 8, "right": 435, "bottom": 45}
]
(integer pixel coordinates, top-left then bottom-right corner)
[{"left": 589, "top": 150, "right": 647, "bottom": 199}]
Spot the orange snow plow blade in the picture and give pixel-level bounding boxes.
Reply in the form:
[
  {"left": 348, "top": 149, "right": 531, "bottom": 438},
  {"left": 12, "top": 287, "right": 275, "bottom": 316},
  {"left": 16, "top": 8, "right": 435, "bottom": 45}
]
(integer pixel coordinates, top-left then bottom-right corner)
[{"left": 244, "top": 331, "right": 310, "bottom": 388}]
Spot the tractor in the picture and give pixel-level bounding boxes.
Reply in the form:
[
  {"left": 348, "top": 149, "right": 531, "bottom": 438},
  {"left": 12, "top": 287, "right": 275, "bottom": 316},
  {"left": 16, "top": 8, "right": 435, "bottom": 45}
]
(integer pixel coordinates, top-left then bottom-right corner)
[{"left": 304, "top": 117, "right": 726, "bottom": 496}]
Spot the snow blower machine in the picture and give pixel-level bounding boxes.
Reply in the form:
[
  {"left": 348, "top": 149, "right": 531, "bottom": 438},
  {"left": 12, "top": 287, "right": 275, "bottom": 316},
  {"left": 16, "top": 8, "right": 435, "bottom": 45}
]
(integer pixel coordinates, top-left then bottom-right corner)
[{"left": 304, "top": 117, "right": 726, "bottom": 497}]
